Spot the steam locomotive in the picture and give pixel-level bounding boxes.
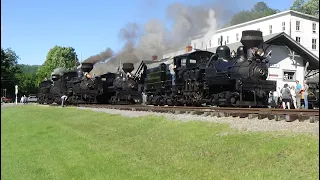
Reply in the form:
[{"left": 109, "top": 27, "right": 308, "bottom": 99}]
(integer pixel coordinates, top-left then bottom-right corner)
[
  {"left": 38, "top": 30, "right": 278, "bottom": 107},
  {"left": 37, "top": 61, "right": 145, "bottom": 105},
  {"left": 144, "top": 30, "right": 277, "bottom": 107},
  {"left": 38, "top": 63, "right": 106, "bottom": 105}
]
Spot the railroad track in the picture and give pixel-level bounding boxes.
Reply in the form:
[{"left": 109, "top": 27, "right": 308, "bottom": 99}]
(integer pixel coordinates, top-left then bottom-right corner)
[{"left": 75, "top": 104, "right": 319, "bottom": 123}]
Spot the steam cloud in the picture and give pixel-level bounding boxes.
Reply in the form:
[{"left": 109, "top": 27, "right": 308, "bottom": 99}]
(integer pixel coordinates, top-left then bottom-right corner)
[
  {"left": 90, "top": 0, "right": 245, "bottom": 75},
  {"left": 82, "top": 48, "right": 114, "bottom": 64},
  {"left": 51, "top": 67, "right": 67, "bottom": 76}
]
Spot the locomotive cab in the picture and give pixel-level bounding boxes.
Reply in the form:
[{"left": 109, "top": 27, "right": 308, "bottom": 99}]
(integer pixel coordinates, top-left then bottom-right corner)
[{"left": 212, "top": 45, "right": 234, "bottom": 73}]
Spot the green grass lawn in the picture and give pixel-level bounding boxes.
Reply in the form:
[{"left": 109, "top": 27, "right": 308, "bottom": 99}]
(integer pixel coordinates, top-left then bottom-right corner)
[{"left": 1, "top": 105, "right": 319, "bottom": 180}]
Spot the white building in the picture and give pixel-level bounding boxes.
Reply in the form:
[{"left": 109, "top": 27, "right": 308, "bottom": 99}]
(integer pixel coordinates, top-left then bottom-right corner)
[
  {"left": 162, "top": 10, "right": 319, "bottom": 89},
  {"left": 189, "top": 10, "right": 319, "bottom": 56}
]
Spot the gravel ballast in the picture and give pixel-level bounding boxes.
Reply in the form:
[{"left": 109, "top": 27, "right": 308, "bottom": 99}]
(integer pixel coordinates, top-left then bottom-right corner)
[{"left": 77, "top": 107, "right": 319, "bottom": 135}]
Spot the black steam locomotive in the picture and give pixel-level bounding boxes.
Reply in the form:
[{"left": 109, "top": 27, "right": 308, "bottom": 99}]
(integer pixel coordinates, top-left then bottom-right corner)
[
  {"left": 38, "top": 63, "right": 106, "bottom": 105},
  {"left": 37, "top": 61, "right": 145, "bottom": 105},
  {"left": 144, "top": 30, "right": 277, "bottom": 107},
  {"left": 38, "top": 30, "right": 279, "bottom": 107}
]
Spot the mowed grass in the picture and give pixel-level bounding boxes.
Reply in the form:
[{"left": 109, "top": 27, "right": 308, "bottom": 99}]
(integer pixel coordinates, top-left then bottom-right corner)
[{"left": 1, "top": 106, "right": 319, "bottom": 180}]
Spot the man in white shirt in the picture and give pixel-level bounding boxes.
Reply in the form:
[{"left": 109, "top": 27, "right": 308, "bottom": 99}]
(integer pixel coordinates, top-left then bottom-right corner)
[{"left": 168, "top": 61, "right": 176, "bottom": 86}]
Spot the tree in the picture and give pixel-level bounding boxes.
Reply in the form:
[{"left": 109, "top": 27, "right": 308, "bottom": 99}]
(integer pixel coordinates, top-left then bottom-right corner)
[
  {"left": 37, "top": 46, "right": 79, "bottom": 84},
  {"left": 226, "top": 1, "right": 280, "bottom": 26},
  {"left": 18, "top": 64, "right": 39, "bottom": 74},
  {"left": 291, "top": 0, "right": 319, "bottom": 16},
  {"left": 1, "top": 48, "right": 21, "bottom": 98}
]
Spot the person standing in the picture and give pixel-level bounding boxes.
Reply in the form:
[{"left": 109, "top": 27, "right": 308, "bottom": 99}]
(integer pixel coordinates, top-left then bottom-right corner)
[
  {"left": 295, "top": 80, "right": 302, "bottom": 109},
  {"left": 20, "top": 96, "right": 24, "bottom": 104},
  {"left": 273, "top": 88, "right": 280, "bottom": 106},
  {"left": 168, "top": 60, "right": 176, "bottom": 87},
  {"left": 290, "top": 85, "right": 297, "bottom": 109},
  {"left": 61, "top": 95, "right": 68, "bottom": 107},
  {"left": 280, "top": 84, "right": 291, "bottom": 109},
  {"left": 23, "top": 95, "right": 27, "bottom": 104},
  {"left": 303, "top": 80, "right": 309, "bottom": 109}
]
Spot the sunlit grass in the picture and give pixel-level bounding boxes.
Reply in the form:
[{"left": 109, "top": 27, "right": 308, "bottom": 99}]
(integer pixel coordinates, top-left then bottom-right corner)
[{"left": 1, "top": 105, "right": 319, "bottom": 180}]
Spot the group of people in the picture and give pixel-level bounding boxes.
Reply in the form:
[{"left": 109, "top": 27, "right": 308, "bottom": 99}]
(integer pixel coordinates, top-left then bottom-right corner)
[
  {"left": 276, "top": 80, "right": 309, "bottom": 109},
  {"left": 20, "top": 95, "right": 27, "bottom": 104}
]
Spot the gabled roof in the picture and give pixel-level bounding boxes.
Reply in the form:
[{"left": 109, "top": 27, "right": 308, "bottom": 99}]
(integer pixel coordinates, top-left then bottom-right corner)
[{"left": 264, "top": 32, "right": 319, "bottom": 70}]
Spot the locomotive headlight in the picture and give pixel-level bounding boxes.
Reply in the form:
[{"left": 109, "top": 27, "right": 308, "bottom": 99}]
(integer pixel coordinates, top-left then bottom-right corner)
[
  {"left": 258, "top": 68, "right": 265, "bottom": 76},
  {"left": 257, "top": 49, "right": 264, "bottom": 57}
]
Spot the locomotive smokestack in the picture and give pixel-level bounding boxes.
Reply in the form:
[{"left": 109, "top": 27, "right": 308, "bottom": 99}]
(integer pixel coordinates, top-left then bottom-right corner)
[
  {"left": 240, "top": 30, "right": 264, "bottom": 49},
  {"left": 81, "top": 63, "right": 94, "bottom": 73},
  {"left": 240, "top": 30, "right": 264, "bottom": 60},
  {"left": 152, "top": 55, "right": 158, "bottom": 61},
  {"left": 186, "top": 46, "right": 192, "bottom": 52},
  {"left": 122, "top": 63, "right": 134, "bottom": 73}
]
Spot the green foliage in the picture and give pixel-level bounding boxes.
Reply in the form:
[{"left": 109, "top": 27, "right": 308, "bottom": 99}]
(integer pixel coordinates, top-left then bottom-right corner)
[
  {"left": 18, "top": 64, "right": 39, "bottom": 74},
  {"left": 16, "top": 72, "right": 38, "bottom": 96},
  {"left": 1, "top": 48, "right": 21, "bottom": 98},
  {"left": 290, "top": 0, "right": 319, "bottom": 16},
  {"left": 37, "top": 45, "right": 80, "bottom": 84},
  {"left": 1, "top": 47, "right": 42, "bottom": 97},
  {"left": 1, "top": 106, "right": 319, "bottom": 180},
  {"left": 226, "top": 2, "right": 280, "bottom": 27}
]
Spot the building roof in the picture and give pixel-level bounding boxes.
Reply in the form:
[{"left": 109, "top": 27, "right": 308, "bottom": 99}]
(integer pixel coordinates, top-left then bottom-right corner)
[
  {"left": 263, "top": 32, "right": 319, "bottom": 70},
  {"left": 190, "top": 10, "right": 319, "bottom": 40},
  {"left": 207, "top": 32, "right": 319, "bottom": 70}
]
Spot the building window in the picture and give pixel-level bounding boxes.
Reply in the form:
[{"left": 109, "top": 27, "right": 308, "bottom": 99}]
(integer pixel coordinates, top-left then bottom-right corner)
[
  {"left": 296, "top": 37, "right": 301, "bottom": 43},
  {"left": 282, "top": 22, "right": 285, "bottom": 31},
  {"left": 209, "top": 40, "right": 211, "bottom": 47},
  {"left": 312, "top": 23, "right": 316, "bottom": 33},
  {"left": 193, "top": 43, "right": 196, "bottom": 49},
  {"left": 283, "top": 70, "right": 296, "bottom": 81},
  {"left": 227, "top": 36, "right": 229, "bottom": 43},
  {"left": 312, "top": 39, "right": 317, "bottom": 50},
  {"left": 236, "top": 33, "right": 239, "bottom": 41},
  {"left": 269, "top": 25, "right": 272, "bottom": 34},
  {"left": 296, "top": 21, "right": 300, "bottom": 31},
  {"left": 201, "top": 41, "right": 204, "bottom": 49}
]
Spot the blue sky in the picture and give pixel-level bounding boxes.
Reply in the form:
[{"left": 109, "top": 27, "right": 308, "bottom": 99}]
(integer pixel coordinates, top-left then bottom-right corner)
[{"left": 2, "top": 0, "right": 294, "bottom": 65}]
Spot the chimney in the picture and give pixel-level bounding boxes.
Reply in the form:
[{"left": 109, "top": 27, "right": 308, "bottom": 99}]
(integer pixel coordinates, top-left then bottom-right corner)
[
  {"left": 152, "top": 55, "right": 158, "bottom": 61},
  {"left": 186, "top": 46, "right": 192, "bottom": 52}
]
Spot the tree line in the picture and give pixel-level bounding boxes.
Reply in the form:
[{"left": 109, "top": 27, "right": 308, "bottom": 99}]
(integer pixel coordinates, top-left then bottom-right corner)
[
  {"left": 1, "top": 46, "right": 78, "bottom": 99},
  {"left": 225, "top": 0, "right": 318, "bottom": 27},
  {"left": 1, "top": 0, "right": 317, "bottom": 98}
]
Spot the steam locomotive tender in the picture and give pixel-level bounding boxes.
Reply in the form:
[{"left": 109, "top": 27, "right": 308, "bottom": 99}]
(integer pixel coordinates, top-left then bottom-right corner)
[{"left": 144, "top": 30, "right": 277, "bottom": 107}]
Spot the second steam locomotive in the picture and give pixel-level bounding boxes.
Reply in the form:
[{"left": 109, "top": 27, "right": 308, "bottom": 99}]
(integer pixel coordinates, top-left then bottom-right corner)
[{"left": 39, "top": 30, "right": 279, "bottom": 107}]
